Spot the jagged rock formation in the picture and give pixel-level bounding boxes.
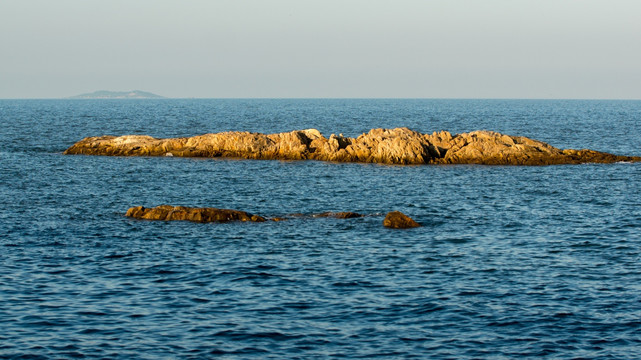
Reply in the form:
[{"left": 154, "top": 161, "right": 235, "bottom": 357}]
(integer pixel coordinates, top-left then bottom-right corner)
[
  {"left": 383, "top": 211, "right": 421, "bottom": 229},
  {"left": 64, "top": 128, "right": 641, "bottom": 165},
  {"left": 126, "top": 205, "right": 266, "bottom": 223}
]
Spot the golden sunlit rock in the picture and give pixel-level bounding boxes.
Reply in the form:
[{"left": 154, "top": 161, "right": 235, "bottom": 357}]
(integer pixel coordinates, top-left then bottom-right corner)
[{"left": 65, "top": 128, "right": 641, "bottom": 165}]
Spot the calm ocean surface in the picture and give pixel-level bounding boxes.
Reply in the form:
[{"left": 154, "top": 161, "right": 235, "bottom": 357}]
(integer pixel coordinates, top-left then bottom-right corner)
[{"left": 1, "top": 99, "right": 641, "bottom": 359}]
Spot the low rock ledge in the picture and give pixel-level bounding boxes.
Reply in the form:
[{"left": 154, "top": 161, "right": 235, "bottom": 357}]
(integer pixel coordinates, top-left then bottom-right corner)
[
  {"left": 125, "top": 206, "right": 368, "bottom": 223},
  {"left": 126, "top": 206, "right": 422, "bottom": 229},
  {"left": 126, "top": 205, "right": 266, "bottom": 223}
]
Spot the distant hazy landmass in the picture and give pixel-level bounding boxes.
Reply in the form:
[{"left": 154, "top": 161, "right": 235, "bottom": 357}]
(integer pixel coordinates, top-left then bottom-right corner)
[{"left": 70, "top": 90, "right": 164, "bottom": 99}]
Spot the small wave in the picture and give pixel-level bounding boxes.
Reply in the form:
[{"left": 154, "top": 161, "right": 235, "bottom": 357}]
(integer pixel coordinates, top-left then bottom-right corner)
[
  {"left": 212, "top": 330, "right": 303, "bottom": 341},
  {"left": 47, "top": 269, "right": 70, "bottom": 275},
  {"left": 457, "top": 290, "right": 485, "bottom": 296},
  {"left": 154, "top": 269, "right": 179, "bottom": 275},
  {"left": 487, "top": 320, "right": 522, "bottom": 327},
  {"left": 190, "top": 297, "right": 211, "bottom": 303},
  {"left": 43, "top": 241, "right": 66, "bottom": 247},
  {"left": 76, "top": 311, "right": 108, "bottom": 316},
  {"left": 103, "top": 253, "right": 134, "bottom": 259},
  {"left": 332, "top": 280, "right": 383, "bottom": 288},
  {"left": 231, "top": 272, "right": 279, "bottom": 281},
  {"left": 26, "top": 320, "right": 65, "bottom": 327},
  {"left": 209, "top": 347, "right": 269, "bottom": 355}
]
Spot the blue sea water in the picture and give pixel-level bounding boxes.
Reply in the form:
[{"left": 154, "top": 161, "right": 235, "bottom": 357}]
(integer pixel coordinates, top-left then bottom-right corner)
[{"left": 1, "top": 99, "right": 641, "bottom": 359}]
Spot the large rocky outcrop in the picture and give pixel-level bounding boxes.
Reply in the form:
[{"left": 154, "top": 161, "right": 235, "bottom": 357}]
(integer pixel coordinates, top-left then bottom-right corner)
[{"left": 64, "top": 128, "right": 641, "bottom": 165}]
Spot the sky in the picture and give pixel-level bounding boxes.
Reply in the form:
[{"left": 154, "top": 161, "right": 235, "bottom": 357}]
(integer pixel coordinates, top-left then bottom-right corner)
[{"left": 1, "top": 0, "right": 640, "bottom": 99}]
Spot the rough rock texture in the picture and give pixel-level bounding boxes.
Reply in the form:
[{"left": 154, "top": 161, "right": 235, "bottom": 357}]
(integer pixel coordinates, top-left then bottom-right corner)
[
  {"left": 126, "top": 205, "right": 266, "bottom": 223},
  {"left": 383, "top": 211, "right": 421, "bottom": 229},
  {"left": 64, "top": 128, "right": 641, "bottom": 165}
]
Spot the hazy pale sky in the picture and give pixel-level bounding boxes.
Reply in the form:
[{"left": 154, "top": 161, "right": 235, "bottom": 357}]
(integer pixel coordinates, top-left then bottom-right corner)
[{"left": 1, "top": 0, "right": 640, "bottom": 99}]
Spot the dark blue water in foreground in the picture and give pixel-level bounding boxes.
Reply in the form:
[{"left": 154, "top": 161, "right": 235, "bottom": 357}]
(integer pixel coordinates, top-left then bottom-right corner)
[{"left": 1, "top": 99, "right": 641, "bottom": 359}]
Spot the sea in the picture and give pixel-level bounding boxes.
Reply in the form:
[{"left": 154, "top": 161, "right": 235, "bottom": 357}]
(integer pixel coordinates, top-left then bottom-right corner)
[{"left": 1, "top": 99, "right": 640, "bottom": 359}]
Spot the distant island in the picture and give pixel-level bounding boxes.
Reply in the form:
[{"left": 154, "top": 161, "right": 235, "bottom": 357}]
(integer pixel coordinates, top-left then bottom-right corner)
[{"left": 69, "top": 90, "right": 164, "bottom": 99}]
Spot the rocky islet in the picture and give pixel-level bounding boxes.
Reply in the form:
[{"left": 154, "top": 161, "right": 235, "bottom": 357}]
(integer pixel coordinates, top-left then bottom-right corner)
[{"left": 64, "top": 127, "right": 641, "bottom": 165}]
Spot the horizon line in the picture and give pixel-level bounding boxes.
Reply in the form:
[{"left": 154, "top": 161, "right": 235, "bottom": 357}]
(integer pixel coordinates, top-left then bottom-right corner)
[{"left": 2, "top": 96, "right": 641, "bottom": 101}]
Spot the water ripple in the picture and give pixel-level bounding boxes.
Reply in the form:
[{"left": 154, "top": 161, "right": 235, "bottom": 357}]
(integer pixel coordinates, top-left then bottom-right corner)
[{"left": 1, "top": 99, "right": 641, "bottom": 358}]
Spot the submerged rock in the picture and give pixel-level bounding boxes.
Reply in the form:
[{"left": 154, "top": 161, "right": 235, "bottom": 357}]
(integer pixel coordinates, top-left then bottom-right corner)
[
  {"left": 126, "top": 205, "right": 266, "bottom": 223},
  {"left": 312, "top": 211, "right": 364, "bottom": 219},
  {"left": 383, "top": 211, "right": 421, "bottom": 229},
  {"left": 64, "top": 127, "right": 641, "bottom": 165}
]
